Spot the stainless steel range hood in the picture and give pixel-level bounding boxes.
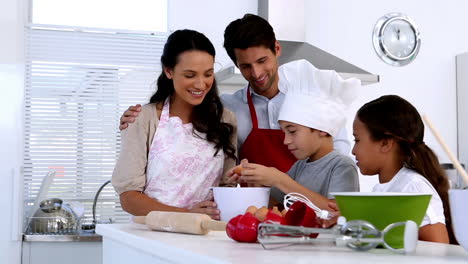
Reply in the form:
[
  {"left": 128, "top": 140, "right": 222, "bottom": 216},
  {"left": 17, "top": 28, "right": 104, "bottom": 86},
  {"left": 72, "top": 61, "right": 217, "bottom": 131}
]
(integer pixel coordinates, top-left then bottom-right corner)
[
  {"left": 216, "top": 0, "right": 379, "bottom": 87},
  {"left": 217, "top": 40, "right": 379, "bottom": 86},
  {"left": 277, "top": 40, "right": 379, "bottom": 85}
]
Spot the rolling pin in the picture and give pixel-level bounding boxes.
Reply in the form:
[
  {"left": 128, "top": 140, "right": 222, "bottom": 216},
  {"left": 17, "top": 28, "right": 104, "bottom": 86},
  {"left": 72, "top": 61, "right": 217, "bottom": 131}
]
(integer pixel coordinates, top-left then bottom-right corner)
[
  {"left": 422, "top": 115, "right": 468, "bottom": 186},
  {"left": 133, "top": 211, "right": 227, "bottom": 235}
]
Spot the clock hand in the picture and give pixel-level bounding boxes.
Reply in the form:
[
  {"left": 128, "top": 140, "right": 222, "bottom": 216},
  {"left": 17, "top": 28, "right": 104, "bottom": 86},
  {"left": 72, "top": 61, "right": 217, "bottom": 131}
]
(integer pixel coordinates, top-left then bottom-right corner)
[{"left": 392, "top": 26, "right": 399, "bottom": 40}]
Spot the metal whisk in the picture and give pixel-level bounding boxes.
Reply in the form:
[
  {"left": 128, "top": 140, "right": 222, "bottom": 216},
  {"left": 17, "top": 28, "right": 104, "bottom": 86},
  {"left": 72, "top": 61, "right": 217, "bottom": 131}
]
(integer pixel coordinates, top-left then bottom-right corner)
[{"left": 257, "top": 217, "right": 418, "bottom": 254}]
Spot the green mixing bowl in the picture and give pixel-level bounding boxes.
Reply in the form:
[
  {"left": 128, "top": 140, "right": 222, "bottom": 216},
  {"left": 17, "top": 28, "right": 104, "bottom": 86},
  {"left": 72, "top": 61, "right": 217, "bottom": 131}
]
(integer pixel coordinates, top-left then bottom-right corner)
[{"left": 332, "top": 192, "right": 431, "bottom": 249}]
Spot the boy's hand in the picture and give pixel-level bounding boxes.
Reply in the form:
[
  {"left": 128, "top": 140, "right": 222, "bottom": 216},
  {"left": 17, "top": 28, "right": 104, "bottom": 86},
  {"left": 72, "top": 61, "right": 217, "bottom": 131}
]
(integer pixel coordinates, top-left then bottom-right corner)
[
  {"left": 119, "top": 104, "right": 142, "bottom": 130},
  {"left": 238, "top": 162, "right": 284, "bottom": 187},
  {"left": 319, "top": 201, "right": 341, "bottom": 228}
]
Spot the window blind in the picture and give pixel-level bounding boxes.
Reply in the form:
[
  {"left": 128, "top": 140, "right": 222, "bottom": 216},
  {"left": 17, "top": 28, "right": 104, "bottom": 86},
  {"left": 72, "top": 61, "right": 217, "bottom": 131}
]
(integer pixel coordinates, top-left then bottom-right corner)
[{"left": 23, "top": 25, "right": 168, "bottom": 227}]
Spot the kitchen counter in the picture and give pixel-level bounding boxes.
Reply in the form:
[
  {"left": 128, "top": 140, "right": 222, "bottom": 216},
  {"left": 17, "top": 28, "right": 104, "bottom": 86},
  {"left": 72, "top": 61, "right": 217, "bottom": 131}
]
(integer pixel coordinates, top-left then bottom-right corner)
[
  {"left": 96, "top": 223, "right": 468, "bottom": 264},
  {"left": 23, "top": 232, "right": 102, "bottom": 242},
  {"left": 22, "top": 232, "right": 102, "bottom": 264}
]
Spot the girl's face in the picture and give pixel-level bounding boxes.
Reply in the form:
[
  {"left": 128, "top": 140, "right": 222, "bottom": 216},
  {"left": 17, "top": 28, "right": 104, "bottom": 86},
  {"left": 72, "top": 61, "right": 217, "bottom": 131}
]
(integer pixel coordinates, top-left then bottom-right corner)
[
  {"left": 165, "top": 50, "right": 214, "bottom": 107},
  {"left": 352, "top": 117, "right": 385, "bottom": 175},
  {"left": 280, "top": 120, "right": 325, "bottom": 161}
]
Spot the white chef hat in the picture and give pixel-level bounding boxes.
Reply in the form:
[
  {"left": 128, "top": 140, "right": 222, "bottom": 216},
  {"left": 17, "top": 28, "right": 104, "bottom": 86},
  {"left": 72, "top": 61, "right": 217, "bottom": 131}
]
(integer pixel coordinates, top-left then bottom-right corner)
[{"left": 278, "top": 60, "right": 361, "bottom": 137}]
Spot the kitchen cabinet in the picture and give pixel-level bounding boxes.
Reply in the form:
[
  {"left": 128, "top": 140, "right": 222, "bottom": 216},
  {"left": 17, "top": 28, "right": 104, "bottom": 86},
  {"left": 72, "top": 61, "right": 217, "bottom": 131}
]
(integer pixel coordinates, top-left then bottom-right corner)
[
  {"left": 96, "top": 223, "right": 468, "bottom": 264},
  {"left": 22, "top": 234, "right": 102, "bottom": 264}
]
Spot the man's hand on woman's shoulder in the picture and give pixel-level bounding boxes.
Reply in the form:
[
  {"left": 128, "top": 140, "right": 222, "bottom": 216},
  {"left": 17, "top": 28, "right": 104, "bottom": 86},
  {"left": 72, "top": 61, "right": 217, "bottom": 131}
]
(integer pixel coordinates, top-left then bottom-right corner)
[{"left": 119, "top": 104, "right": 142, "bottom": 130}]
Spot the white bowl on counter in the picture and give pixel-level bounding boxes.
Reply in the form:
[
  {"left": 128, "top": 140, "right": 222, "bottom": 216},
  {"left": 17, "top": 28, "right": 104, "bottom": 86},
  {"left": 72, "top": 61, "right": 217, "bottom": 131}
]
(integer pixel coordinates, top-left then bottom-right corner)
[{"left": 212, "top": 187, "right": 270, "bottom": 222}]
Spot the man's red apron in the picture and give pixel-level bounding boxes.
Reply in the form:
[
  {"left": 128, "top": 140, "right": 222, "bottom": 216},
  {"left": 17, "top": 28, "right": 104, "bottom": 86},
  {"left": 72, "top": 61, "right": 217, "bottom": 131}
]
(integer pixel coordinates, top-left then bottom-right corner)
[{"left": 239, "top": 87, "right": 297, "bottom": 172}]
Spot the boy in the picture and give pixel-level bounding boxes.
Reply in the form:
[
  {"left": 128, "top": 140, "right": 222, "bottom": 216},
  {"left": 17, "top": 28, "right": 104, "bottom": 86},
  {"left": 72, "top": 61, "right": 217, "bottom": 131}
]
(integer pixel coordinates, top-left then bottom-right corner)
[{"left": 229, "top": 59, "right": 360, "bottom": 209}]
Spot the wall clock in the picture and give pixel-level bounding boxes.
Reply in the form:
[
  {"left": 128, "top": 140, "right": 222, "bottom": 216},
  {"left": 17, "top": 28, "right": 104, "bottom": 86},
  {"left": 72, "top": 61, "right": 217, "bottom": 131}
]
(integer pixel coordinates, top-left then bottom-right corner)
[{"left": 373, "top": 13, "right": 421, "bottom": 66}]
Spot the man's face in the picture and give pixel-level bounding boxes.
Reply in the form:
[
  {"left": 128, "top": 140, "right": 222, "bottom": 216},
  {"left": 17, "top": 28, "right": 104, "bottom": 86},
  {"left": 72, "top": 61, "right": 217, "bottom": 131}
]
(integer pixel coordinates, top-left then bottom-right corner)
[{"left": 234, "top": 42, "right": 281, "bottom": 99}]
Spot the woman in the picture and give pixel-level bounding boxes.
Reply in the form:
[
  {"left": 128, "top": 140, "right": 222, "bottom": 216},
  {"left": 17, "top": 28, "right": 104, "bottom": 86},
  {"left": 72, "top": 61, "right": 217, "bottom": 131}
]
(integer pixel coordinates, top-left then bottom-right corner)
[{"left": 112, "top": 29, "right": 237, "bottom": 219}]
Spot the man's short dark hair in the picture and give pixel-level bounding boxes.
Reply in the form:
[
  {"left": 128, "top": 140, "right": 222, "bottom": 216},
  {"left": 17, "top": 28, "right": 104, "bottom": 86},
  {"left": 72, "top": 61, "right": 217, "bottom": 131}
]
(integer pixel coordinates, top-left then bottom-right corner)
[{"left": 223, "top": 14, "right": 277, "bottom": 65}]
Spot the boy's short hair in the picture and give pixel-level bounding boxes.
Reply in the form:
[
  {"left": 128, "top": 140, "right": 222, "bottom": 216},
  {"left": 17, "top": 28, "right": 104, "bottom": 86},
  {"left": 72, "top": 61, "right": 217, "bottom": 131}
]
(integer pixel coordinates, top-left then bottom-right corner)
[
  {"left": 223, "top": 14, "right": 277, "bottom": 65},
  {"left": 309, "top": 128, "right": 331, "bottom": 137}
]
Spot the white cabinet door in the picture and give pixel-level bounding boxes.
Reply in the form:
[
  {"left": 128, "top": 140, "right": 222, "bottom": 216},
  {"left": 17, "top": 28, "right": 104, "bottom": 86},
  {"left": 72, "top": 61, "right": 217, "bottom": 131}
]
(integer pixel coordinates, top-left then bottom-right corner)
[{"left": 22, "top": 242, "right": 102, "bottom": 264}]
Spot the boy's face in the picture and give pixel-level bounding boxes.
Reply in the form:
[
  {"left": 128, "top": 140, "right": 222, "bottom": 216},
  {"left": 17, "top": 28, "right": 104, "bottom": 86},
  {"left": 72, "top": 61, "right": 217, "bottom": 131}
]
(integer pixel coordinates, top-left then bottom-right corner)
[
  {"left": 352, "top": 117, "right": 384, "bottom": 175},
  {"left": 279, "top": 120, "right": 326, "bottom": 161},
  {"left": 234, "top": 42, "right": 281, "bottom": 99}
]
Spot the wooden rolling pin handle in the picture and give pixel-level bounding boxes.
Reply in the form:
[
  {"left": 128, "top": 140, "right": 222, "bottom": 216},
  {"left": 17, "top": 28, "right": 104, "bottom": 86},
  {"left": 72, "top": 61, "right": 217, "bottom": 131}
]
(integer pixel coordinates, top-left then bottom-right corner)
[
  {"left": 133, "top": 216, "right": 146, "bottom": 224},
  {"left": 422, "top": 115, "right": 468, "bottom": 186},
  {"left": 201, "top": 220, "right": 227, "bottom": 231}
]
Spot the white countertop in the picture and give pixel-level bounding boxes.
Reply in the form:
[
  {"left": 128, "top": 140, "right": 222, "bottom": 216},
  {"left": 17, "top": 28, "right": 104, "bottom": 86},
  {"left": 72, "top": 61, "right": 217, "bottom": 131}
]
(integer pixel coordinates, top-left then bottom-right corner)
[{"left": 96, "top": 223, "right": 468, "bottom": 264}]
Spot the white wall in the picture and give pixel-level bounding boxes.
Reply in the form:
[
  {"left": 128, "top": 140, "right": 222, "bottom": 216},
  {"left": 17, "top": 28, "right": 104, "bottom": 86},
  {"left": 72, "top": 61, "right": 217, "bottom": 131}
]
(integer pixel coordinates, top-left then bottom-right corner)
[
  {"left": 303, "top": 0, "right": 468, "bottom": 190},
  {"left": 269, "top": 0, "right": 306, "bottom": 42},
  {"left": 0, "top": 0, "right": 26, "bottom": 262},
  {"left": 168, "top": 0, "right": 257, "bottom": 71}
]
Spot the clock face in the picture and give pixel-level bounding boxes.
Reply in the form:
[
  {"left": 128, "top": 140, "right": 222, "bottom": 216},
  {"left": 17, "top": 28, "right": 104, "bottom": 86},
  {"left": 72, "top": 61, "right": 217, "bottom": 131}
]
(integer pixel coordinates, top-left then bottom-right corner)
[
  {"left": 373, "top": 13, "right": 421, "bottom": 66},
  {"left": 382, "top": 20, "right": 416, "bottom": 58}
]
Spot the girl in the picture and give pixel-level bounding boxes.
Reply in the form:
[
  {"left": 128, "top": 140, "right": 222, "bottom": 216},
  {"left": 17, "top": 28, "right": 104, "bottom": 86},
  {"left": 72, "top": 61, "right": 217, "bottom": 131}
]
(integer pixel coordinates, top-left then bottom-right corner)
[
  {"left": 112, "top": 30, "right": 237, "bottom": 219},
  {"left": 352, "top": 95, "right": 454, "bottom": 244}
]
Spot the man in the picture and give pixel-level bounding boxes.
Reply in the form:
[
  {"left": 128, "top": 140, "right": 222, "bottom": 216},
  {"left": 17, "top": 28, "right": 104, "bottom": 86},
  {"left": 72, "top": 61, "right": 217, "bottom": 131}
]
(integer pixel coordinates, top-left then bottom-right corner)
[{"left": 120, "top": 14, "right": 350, "bottom": 172}]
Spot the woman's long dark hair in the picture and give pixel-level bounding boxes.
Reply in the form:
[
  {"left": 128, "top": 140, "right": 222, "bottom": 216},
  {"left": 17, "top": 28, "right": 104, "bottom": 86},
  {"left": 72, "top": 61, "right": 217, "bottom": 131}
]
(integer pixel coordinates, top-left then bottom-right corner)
[
  {"left": 357, "top": 95, "right": 456, "bottom": 244},
  {"left": 149, "top": 29, "right": 236, "bottom": 160}
]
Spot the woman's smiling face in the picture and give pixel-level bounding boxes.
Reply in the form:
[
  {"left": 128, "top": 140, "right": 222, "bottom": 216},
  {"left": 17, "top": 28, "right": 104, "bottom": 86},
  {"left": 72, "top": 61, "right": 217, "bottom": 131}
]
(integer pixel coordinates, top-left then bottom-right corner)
[{"left": 165, "top": 50, "right": 215, "bottom": 107}]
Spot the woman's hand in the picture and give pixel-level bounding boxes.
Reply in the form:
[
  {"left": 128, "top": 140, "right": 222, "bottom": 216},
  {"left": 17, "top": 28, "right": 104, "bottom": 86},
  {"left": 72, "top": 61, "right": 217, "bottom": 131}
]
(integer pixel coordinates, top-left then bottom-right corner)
[
  {"left": 225, "top": 159, "right": 249, "bottom": 184},
  {"left": 189, "top": 201, "right": 220, "bottom": 220}
]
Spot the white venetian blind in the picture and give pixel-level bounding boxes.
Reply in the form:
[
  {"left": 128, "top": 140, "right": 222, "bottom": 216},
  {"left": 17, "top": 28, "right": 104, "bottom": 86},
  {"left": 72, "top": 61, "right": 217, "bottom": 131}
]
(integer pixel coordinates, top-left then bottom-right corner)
[{"left": 23, "top": 25, "right": 168, "bottom": 226}]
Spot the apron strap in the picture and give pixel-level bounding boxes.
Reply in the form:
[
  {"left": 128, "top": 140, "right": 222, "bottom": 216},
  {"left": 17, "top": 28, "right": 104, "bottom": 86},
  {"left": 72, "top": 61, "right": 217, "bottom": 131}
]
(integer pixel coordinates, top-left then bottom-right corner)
[{"left": 246, "top": 86, "right": 259, "bottom": 129}]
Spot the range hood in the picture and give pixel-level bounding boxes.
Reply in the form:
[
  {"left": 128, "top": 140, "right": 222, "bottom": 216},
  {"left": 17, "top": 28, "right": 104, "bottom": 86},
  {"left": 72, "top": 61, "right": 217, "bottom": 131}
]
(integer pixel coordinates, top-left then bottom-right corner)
[
  {"left": 216, "top": 0, "right": 379, "bottom": 87},
  {"left": 217, "top": 40, "right": 379, "bottom": 86}
]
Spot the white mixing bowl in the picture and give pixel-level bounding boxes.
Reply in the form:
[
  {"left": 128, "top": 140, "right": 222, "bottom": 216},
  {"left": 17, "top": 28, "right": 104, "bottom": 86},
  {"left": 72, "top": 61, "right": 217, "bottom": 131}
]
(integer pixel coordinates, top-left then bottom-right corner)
[{"left": 212, "top": 187, "right": 270, "bottom": 222}]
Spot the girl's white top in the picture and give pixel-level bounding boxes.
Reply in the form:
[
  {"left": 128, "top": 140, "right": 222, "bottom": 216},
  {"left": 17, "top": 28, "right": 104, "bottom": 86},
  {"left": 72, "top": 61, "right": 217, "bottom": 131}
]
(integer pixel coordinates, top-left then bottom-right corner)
[{"left": 373, "top": 167, "right": 445, "bottom": 226}]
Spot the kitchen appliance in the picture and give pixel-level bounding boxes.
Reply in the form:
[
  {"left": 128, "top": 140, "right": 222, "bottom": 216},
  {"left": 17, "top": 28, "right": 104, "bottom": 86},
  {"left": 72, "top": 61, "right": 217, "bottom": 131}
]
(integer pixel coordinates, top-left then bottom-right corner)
[
  {"left": 257, "top": 217, "right": 418, "bottom": 254},
  {"left": 216, "top": 0, "right": 379, "bottom": 88}
]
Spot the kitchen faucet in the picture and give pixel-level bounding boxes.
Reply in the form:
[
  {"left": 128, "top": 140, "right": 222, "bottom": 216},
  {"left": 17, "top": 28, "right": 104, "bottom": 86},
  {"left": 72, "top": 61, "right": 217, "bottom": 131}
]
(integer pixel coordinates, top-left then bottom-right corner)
[
  {"left": 92, "top": 180, "right": 113, "bottom": 226},
  {"left": 82, "top": 180, "right": 112, "bottom": 232}
]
